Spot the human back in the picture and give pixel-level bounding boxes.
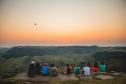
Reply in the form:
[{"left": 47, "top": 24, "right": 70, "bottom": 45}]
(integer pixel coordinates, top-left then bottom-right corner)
[
  {"left": 41, "top": 63, "right": 49, "bottom": 75},
  {"left": 74, "top": 64, "right": 80, "bottom": 75},
  {"left": 27, "top": 61, "right": 36, "bottom": 77},
  {"left": 50, "top": 64, "right": 58, "bottom": 76},
  {"left": 92, "top": 61, "right": 99, "bottom": 72},
  {"left": 35, "top": 62, "right": 41, "bottom": 75},
  {"left": 65, "top": 64, "right": 72, "bottom": 75},
  {"left": 99, "top": 62, "right": 106, "bottom": 72},
  {"left": 83, "top": 64, "right": 91, "bottom": 76}
]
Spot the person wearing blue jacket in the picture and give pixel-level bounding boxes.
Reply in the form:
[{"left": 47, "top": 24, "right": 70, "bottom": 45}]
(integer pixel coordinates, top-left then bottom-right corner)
[{"left": 41, "top": 63, "right": 49, "bottom": 75}]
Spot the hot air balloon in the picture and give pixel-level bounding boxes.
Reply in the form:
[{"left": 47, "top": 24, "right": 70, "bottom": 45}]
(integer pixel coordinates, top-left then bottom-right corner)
[
  {"left": 34, "top": 23, "right": 37, "bottom": 26},
  {"left": 34, "top": 23, "right": 37, "bottom": 29}
]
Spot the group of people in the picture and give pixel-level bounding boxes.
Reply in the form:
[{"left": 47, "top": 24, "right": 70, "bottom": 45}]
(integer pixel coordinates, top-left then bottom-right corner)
[
  {"left": 27, "top": 61, "right": 58, "bottom": 77},
  {"left": 64, "top": 61, "right": 107, "bottom": 79},
  {"left": 28, "top": 61, "right": 107, "bottom": 79}
]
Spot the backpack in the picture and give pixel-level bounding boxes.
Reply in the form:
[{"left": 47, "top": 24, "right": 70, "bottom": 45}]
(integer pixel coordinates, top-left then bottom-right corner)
[{"left": 66, "top": 67, "right": 72, "bottom": 74}]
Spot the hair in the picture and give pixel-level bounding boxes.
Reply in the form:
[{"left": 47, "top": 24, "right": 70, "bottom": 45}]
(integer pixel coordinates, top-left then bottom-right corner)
[
  {"left": 84, "top": 63, "right": 88, "bottom": 67},
  {"left": 66, "top": 64, "right": 69, "bottom": 67},
  {"left": 29, "top": 63, "right": 35, "bottom": 69},
  {"left": 44, "top": 63, "right": 48, "bottom": 66},
  {"left": 87, "top": 62, "right": 91, "bottom": 67},
  {"left": 101, "top": 61, "right": 105, "bottom": 65},
  {"left": 76, "top": 64, "right": 79, "bottom": 66},
  {"left": 36, "top": 62, "right": 40, "bottom": 65},
  {"left": 50, "top": 64, "right": 54, "bottom": 67},
  {"left": 94, "top": 61, "right": 98, "bottom": 67}
]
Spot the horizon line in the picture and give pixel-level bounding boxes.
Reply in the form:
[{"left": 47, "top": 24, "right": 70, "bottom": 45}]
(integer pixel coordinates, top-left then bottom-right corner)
[{"left": 0, "top": 44, "right": 126, "bottom": 48}]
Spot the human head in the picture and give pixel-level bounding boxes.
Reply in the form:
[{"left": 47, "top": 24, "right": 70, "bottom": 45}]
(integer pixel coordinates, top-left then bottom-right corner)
[
  {"left": 94, "top": 61, "right": 98, "bottom": 67},
  {"left": 50, "top": 64, "right": 54, "bottom": 67},
  {"left": 76, "top": 64, "right": 79, "bottom": 67},
  {"left": 66, "top": 64, "right": 69, "bottom": 67},
  {"left": 87, "top": 62, "right": 91, "bottom": 67},
  {"left": 101, "top": 61, "right": 105, "bottom": 65},
  {"left": 44, "top": 63, "right": 48, "bottom": 66},
  {"left": 84, "top": 63, "right": 88, "bottom": 67},
  {"left": 36, "top": 62, "right": 40, "bottom": 65}
]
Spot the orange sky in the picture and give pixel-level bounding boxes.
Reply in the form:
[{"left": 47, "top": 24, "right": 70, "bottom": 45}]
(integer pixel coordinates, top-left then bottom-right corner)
[{"left": 0, "top": 0, "right": 126, "bottom": 47}]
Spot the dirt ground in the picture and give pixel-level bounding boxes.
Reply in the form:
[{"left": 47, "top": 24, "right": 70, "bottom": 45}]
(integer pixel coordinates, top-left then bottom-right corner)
[{"left": 4, "top": 72, "right": 126, "bottom": 84}]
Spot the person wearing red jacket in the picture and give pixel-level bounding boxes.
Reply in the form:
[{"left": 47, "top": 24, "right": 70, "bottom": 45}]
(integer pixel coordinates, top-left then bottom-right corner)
[{"left": 91, "top": 61, "right": 99, "bottom": 75}]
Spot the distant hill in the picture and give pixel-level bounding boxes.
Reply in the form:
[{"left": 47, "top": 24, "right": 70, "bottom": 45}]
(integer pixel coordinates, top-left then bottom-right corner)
[
  {"left": 1, "top": 46, "right": 104, "bottom": 59},
  {"left": 1, "top": 46, "right": 126, "bottom": 59}
]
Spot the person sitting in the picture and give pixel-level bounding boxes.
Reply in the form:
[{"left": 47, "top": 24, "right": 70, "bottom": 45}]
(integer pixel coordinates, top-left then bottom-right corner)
[
  {"left": 27, "top": 61, "right": 36, "bottom": 77},
  {"left": 41, "top": 63, "right": 49, "bottom": 76},
  {"left": 35, "top": 62, "right": 41, "bottom": 75},
  {"left": 99, "top": 61, "right": 107, "bottom": 72},
  {"left": 83, "top": 63, "right": 91, "bottom": 79},
  {"left": 87, "top": 62, "right": 91, "bottom": 68},
  {"left": 74, "top": 64, "right": 81, "bottom": 76},
  {"left": 64, "top": 64, "right": 72, "bottom": 80},
  {"left": 49, "top": 64, "right": 58, "bottom": 76},
  {"left": 91, "top": 61, "right": 99, "bottom": 75}
]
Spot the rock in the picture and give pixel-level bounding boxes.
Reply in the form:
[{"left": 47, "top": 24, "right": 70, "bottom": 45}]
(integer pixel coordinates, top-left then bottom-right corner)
[
  {"left": 94, "top": 75, "right": 114, "bottom": 80},
  {"left": 113, "top": 73, "right": 122, "bottom": 76}
]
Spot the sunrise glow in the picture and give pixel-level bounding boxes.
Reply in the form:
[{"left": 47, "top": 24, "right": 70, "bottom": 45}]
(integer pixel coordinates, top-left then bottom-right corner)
[{"left": 0, "top": 0, "right": 126, "bottom": 47}]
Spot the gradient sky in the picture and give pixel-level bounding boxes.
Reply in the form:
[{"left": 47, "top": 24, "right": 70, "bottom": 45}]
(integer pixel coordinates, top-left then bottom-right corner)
[{"left": 0, "top": 0, "right": 126, "bottom": 47}]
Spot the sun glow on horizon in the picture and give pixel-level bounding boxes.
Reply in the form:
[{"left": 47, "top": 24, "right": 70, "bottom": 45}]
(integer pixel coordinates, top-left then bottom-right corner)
[{"left": 0, "top": 0, "right": 126, "bottom": 47}]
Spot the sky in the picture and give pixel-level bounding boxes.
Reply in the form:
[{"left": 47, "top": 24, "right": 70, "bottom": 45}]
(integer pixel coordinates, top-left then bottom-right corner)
[{"left": 0, "top": 0, "right": 126, "bottom": 47}]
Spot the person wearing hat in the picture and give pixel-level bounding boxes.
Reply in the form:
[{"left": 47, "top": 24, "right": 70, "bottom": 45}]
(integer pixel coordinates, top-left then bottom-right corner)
[{"left": 27, "top": 61, "right": 36, "bottom": 77}]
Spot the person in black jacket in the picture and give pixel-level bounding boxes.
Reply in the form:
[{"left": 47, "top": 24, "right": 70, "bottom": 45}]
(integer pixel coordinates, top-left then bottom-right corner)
[
  {"left": 28, "top": 61, "right": 36, "bottom": 77},
  {"left": 35, "top": 62, "right": 41, "bottom": 75}
]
